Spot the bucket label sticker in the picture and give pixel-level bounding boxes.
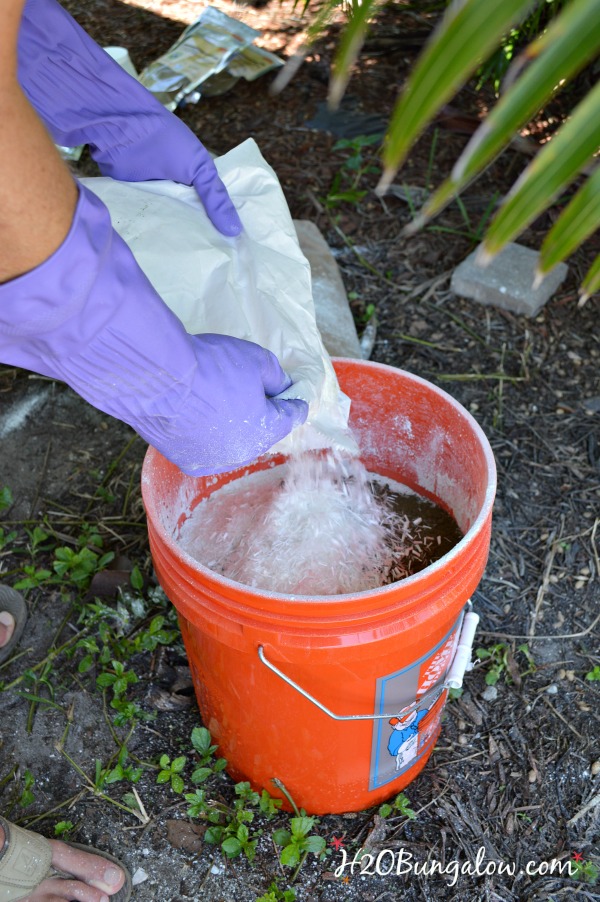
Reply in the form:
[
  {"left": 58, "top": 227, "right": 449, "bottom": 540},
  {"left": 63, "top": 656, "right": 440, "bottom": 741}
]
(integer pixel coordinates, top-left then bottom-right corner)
[{"left": 369, "top": 619, "right": 462, "bottom": 791}]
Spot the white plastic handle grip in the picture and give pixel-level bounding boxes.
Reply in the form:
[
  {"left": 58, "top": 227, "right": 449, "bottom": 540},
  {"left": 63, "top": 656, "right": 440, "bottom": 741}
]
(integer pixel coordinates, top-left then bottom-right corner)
[{"left": 445, "top": 610, "right": 480, "bottom": 690}]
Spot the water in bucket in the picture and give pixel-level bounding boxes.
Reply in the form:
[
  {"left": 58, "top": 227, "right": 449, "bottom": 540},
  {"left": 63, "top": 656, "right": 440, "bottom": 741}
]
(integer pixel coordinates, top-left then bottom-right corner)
[{"left": 177, "top": 449, "right": 464, "bottom": 596}]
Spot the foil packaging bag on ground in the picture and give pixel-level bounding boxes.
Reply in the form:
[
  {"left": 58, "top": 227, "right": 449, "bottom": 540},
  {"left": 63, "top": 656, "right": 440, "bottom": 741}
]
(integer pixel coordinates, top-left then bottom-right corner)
[
  {"left": 81, "top": 139, "right": 355, "bottom": 456},
  {"left": 201, "top": 44, "right": 284, "bottom": 97},
  {"left": 139, "top": 7, "right": 260, "bottom": 109}
]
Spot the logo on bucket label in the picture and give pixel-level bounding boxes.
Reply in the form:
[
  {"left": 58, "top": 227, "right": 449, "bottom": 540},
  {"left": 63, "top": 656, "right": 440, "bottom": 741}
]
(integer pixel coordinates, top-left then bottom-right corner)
[{"left": 369, "top": 620, "right": 462, "bottom": 790}]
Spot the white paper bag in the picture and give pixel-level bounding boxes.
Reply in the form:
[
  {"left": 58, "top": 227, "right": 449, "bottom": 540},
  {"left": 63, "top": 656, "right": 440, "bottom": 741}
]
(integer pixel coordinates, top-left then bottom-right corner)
[{"left": 81, "top": 138, "right": 356, "bottom": 455}]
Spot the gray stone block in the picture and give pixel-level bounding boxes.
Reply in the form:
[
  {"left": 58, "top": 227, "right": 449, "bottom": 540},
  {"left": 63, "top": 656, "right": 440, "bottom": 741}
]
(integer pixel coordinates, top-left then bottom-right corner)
[
  {"left": 451, "top": 242, "right": 568, "bottom": 317},
  {"left": 294, "top": 220, "right": 362, "bottom": 358}
]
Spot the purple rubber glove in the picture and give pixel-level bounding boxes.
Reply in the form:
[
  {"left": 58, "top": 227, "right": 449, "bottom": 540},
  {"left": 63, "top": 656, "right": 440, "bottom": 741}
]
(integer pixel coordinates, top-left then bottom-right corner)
[
  {"left": 0, "top": 183, "right": 307, "bottom": 475},
  {"left": 17, "top": 0, "right": 242, "bottom": 237}
]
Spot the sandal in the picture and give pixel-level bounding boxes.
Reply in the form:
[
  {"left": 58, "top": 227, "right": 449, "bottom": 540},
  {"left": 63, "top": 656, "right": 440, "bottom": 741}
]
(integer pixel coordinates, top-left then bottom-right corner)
[
  {"left": 0, "top": 587, "right": 28, "bottom": 666},
  {"left": 0, "top": 817, "right": 132, "bottom": 901}
]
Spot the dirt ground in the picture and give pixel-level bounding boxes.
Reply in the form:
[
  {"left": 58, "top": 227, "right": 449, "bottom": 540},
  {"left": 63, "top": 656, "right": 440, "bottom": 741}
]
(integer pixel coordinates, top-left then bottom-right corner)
[{"left": 1, "top": 1, "right": 599, "bottom": 900}]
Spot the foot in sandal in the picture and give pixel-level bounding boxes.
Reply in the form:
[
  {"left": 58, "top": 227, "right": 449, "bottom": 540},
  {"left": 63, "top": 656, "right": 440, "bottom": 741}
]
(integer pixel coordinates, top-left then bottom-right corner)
[
  {"left": 0, "top": 612, "right": 15, "bottom": 648},
  {"left": 0, "top": 586, "right": 28, "bottom": 666},
  {"left": 0, "top": 817, "right": 131, "bottom": 901}
]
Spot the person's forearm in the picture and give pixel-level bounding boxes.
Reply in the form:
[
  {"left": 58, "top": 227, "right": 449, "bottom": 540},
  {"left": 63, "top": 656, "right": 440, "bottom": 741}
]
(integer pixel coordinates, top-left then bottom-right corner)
[
  {"left": 18, "top": 0, "right": 242, "bottom": 235},
  {"left": 0, "top": 0, "right": 77, "bottom": 283}
]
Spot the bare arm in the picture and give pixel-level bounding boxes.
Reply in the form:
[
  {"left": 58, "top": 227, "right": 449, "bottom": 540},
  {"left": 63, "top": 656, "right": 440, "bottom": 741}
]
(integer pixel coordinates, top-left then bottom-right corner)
[{"left": 0, "top": 0, "right": 77, "bottom": 282}]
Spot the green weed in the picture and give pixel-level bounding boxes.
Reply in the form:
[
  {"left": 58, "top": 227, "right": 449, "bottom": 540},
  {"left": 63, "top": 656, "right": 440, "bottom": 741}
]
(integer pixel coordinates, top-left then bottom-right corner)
[
  {"left": 175, "top": 729, "right": 285, "bottom": 863},
  {"left": 404, "top": 181, "right": 499, "bottom": 245},
  {"left": 0, "top": 526, "right": 17, "bottom": 550},
  {"left": 0, "top": 486, "right": 13, "bottom": 512},
  {"left": 53, "top": 545, "right": 114, "bottom": 588},
  {"left": 515, "top": 812, "right": 532, "bottom": 824},
  {"left": 585, "top": 665, "right": 600, "bottom": 682},
  {"left": 96, "top": 660, "right": 138, "bottom": 699},
  {"left": 571, "top": 858, "right": 599, "bottom": 885},
  {"left": 97, "top": 746, "right": 143, "bottom": 788},
  {"left": 62, "top": 583, "right": 178, "bottom": 729},
  {"left": 476, "top": 642, "right": 536, "bottom": 686},
  {"left": 324, "top": 134, "right": 381, "bottom": 209},
  {"left": 18, "top": 769, "right": 35, "bottom": 808},
  {"left": 448, "top": 686, "right": 463, "bottom": 700},
  {"left": 378, "top": 791, "right": 416, "bottom": 819},
  {"left": 189, "top": 726, "right": 229, "bottom": 784},
  {"left": 13, "top": 566, "right": 53, "bottom": 591},
  {"left": 273, "top": 816, "right": 326, "bottom": 868},
  {"left": 186, "top": 778, "right": 283, "bottom": 863},
  {"left": 157, "top": 754, "right": 187, "bottom": 794},
  {"left": 57, "top": 746, "right": 148, "bottom": 824},
  {"left": 17, "top": 662, "right": 65, "bottom": 732},
  {"left": 12, "top": 530, "right": 114, "bottom": 592},
  {"left": 256, "top": 881, "right": 296, "bottom": 902},
  {"left": 25, "top": 526, "right": 53, "bottom": 554}
]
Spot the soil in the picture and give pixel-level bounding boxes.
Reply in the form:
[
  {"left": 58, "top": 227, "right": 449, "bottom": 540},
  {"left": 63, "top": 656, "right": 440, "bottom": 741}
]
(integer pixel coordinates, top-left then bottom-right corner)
[{"left": 1, "top": 1, "right": 599, "bottom": 901}]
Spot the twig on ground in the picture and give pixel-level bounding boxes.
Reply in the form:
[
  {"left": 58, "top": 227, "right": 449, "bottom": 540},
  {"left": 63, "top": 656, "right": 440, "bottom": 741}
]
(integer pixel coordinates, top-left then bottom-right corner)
[
  {"left": 542, "top": 696, "right": 585, "bottom": 742},
  {"left": 478, "top": 608, "right": 600, "bottom": 641},
  {"left": 567, "top": 791, "right": 600, "bottom": 826},
  {"left": 530, "top": 526, "right": 561, "bottom": 637}
]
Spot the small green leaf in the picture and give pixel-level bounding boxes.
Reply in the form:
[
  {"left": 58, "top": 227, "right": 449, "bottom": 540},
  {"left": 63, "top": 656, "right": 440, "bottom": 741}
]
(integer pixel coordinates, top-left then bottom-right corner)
[
  {"left": 130, "top": 565, "right": 144, "bottom": 591},
  {"left": 486, "top": 669, "right": 501, "bottom": 686},
  {"left": 290, "top": 816, "right": 314, "bottom": 838},
  {"left": 280, "top": 843, "right": 301, "bottom": 867},
  {"left": 171, "top": 774, "right": 185, "bottom": 794},
  {"left": 204, "top": 826, "right": 223, "bottom": 844},
  {"left": 222, "top": 836, "right": 242, "bottom": 858},
  {"left": 0, "top": 486, "right": 13, "bottom": 512},
  {"left": 191, "top": 767, "right": 212, "bottom": 784},
  {"left": 105, "top": 765, "right": 124, "bottom": 784},
  {"left": 191, "top": 727, "right": 213, "bottom": 754},
  {"left": 272, "top": 829, "right": 291, "bottom": 847},
  {"left": 78, "top": 655, "right": 94, "bottom": 674},
  {"left": 302, "top": 835, "right": 326, "bottom": 855}
]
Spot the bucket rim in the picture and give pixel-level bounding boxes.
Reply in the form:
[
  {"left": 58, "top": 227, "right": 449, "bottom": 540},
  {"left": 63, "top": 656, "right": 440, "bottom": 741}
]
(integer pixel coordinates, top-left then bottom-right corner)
[{"left": 142, "top": 359, "right": 497, "bottom": 606}]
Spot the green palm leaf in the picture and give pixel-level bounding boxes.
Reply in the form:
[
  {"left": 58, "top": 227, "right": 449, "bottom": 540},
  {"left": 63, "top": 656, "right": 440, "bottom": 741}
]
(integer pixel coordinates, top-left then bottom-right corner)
[
  {"left": 538, "top": 165, "right": 600, "bottom": 275},
  {"left": 413, "top": 0, "right": 600, "bottom": 228},
  {"left": 271, "top": 0, "right": 343, "bottom": 94},
  {"left": 377, "top": 0, "right": 535, "bottom": 193},
  {"left": 329, "top": 0, "right": 384, "bottom": 109},
  {"left": 481, "top": 79, "right": 600, "bottom": 259},
  {"left": 580, "top": 252, "right": 600, "bottom": 303}
]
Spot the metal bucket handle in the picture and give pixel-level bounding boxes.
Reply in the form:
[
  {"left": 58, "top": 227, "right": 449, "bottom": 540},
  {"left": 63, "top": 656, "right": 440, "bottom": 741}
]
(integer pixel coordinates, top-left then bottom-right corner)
[{"left": 257, "top": 607, "right": 480, "bottom": 722}]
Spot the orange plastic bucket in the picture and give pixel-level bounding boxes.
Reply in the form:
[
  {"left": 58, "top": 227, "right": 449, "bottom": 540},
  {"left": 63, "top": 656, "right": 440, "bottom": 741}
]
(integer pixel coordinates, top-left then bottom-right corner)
[{"left": 141, "top": 359, "right": 496, "bottom": 814}]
